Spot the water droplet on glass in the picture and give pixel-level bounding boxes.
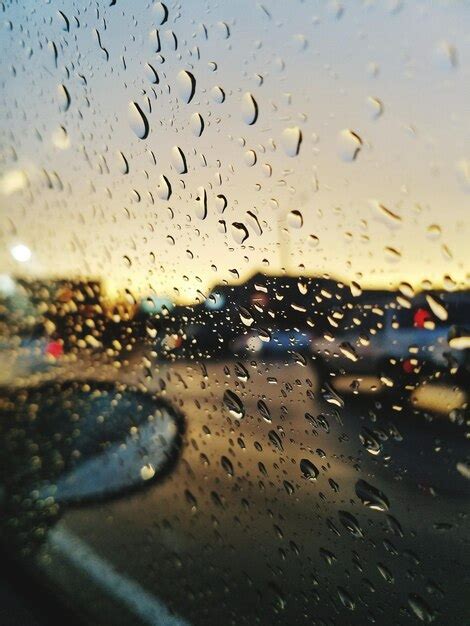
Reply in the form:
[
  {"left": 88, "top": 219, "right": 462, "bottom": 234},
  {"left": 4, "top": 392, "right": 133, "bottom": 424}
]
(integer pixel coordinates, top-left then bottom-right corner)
[
  {"left": 339, "top": 511, "right": 363, "bottom": 538},
  {"left": 190, "top": 112, "right": 204, "bottom": 137},
  {"left": 239, "top": 306, "right": 254, "bottom": 327},
  {"left": 223, "top": 389, "right": 245, "bottom": 419},
  {"left": 355, "top": 479, "right": 389, "bottom": 512},
  {"left": 359, "top": 427, "right": 382, "bottom": 455},
  {"left": 257, "top": 399, "right": 271, "bottom": 422},
  {"left": 176, "top": 70, "right": 196, "bottom": 104},
  {"left": 338, "top": 129, "right": 362, "bottom": 161},
  {"left": 435, "top": 40, "right": 457, "bottom": 70},
  {"left": 281, "top": 126, "right": 302, "bottom": 157},
  {"left": 300, "top": 458, "right": 319, "bottom": 481},
  {"left": 211, "top": 85, "right": 225, "bottom": 103},
  {"left": 58, "top": 84, "right": 71, "bottom": 112},
  {"left": 154, "top": 2, "right": 168, "bottom": 25},
  {"left": 268, "top": 430, "right": 283, "bottom": 451},
  {"left": 244, "top": 149, "right": 257, "bottom": 166},
  {"left": 170, "top": 146, "right": 187, "bottom": 174},
  {"left": 215, "top": 194, "right": 227, "bottom": 214},
  {"left": 145, "top": 63, "right": 159, "bottom": 84},
  {"left": 195, "top": 186, "right": 207, "bottom": 220},
  {"left": 426, "top": 224, "right": 441, "bottom": 240},
  {"left": 117, "top": 151, "right": 129, "bottom": 174},
  {"left": 129, "top": 101, "right": 150, "bottom": 139},
  {"left": 339, "top": 341, "right": 358, "bottom": 362},
  {"left": 241, "top": 92, "right": 258, "bottom": 125},
  {"left": 221, "top": 455, "right": 234, "bottom": 477},
  {"left": 425, "top": 294, "right": 448, "bottom": 321},
  {"left": 231, "top": 222, "right": 249, "bottom": 244},
  {"left": 287, "top": 210, "right": 303, "bottom": 229},
  {"left": 157, "top": 174, "right": 172, "bottom": 200},
  {"left": 234, "top": 362, "right": 250, "bottom": 382},
  {"left": 322, "top": 383, "right": 344, "bottom": 408},
  {"left": 408, "top": 594, "right": 435, "bottom": 623},
  {"left": 366, "top": 96, "right": 383, "bottom": 119},
  {"left": 377, "top": 563, "right": 394, "bottom": 583},
  {"left": 337, "top": 587, "right": 355, "bottom": 611}
]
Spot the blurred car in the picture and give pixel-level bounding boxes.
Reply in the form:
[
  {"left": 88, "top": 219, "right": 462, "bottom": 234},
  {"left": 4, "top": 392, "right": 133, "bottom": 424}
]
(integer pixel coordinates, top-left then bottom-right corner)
[
  {"left": 312, "top": 291, "right": 470, "bottom": 394},
  {"left": 174, "top": 273, "right": 347, "bottom": 360},
  {"left": 0, "top": 277, "right": 64, "bottom": 382}
]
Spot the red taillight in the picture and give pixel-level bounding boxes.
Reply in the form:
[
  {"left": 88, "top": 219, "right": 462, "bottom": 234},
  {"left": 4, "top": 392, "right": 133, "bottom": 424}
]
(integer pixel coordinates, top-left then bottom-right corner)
[
  {"left": 402, "top": 359, "right": 414, "bottom": 373},
  {"left": 413, "top": 308, "right": 431, "bottom": 328},
  {"left": 46, "top": 340, "right": 63, "bottom": 358}
]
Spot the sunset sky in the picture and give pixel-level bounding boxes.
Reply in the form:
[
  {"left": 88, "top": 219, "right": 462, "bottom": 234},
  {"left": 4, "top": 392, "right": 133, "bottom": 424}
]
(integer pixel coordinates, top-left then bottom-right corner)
[{"left": 1, "top": 0, "right": 469, "bottom": 304}]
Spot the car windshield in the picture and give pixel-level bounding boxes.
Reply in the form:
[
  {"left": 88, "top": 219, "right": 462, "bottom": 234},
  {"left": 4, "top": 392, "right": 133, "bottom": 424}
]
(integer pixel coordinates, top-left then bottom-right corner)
[{"left": 0, "top": 2, "right": 469, "bottom": 626}]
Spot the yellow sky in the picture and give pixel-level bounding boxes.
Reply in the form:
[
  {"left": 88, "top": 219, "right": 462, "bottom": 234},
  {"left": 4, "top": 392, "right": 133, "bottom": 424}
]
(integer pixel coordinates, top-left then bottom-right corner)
[{"left": 1, "top": 1, "right": 469, "bottom": 305}]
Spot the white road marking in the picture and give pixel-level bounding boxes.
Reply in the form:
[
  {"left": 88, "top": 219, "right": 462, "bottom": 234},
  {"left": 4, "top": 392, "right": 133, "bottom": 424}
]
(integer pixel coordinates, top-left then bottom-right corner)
[{"left": 48, "top": 525, "right": 190, "bottom": 626}]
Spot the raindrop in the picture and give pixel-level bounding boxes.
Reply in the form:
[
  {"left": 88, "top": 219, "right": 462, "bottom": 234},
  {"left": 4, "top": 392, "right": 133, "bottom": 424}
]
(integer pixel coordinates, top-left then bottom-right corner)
[
  {"left": 221, "top": 455, "right": 234, "bottom": 477},
  {"left": 171, "top": 146, "right": 187, "bottom": 174},
  {"left": 154, "top": 2, "right": 168, "bottom": 25},
  {"left": 291, "top": 351, "right": 307, "bottom": 366},
  {"left": 244, "top": 149, "right": 257, "bottom": 166},
  {"left": 385, "top": 246, "right": 401, "bottom": 262},
  {"left": 176, "top": 70, "right": 196, "bottom": 104},
  {"left": 257, "top": 399, "right": 271, "bottom": 422},
  {"left": 435, "top": 40, "right": 457, "bottom": 70},
  {"left": 425, "top": 295, "right": 448, "bottom": 321},
  {"left": 234, "top": 362, "right": 250, "bottom": 382},
  {"left": 149, "top": 29, "right": 161, "bottom": 52},
  {"left": 215, "top": 194, "right": 227, "bottom": 213},
  {"left": 117, "top": 151, "right": 129, "bottom": 174},
  {"left": 320, "top": 548, "right": 337, "bottom": 565},
  {"left": 239, "top": 306, "right": 254, "bottom": 327},
  {"left": 377, "top": 563, "right": 394, "bottom": 584},
  {"left": 157, "top": 174, "right": 172, "bottom": 200},
  {"left": 145, "top": 63, "right": 159, "bottom": 84},
  {"left": 216, "top": 21, "right": 230, "bottom": 39},
  {"left": 339, "top": 342, "right": 358, "bottom": 362},
  {"left": 408, "top": 594, "right": 435, "bottom": 623},
  {"left": 281, "top": 126, "right": 302, "bottom": 157},
  {"left": 350, "top": 281, "right": 362, "bottom": 297},
  {"left": 268, "top": 430, "right": 283, "bottom": 452},
  {"left": 287, "top": 210, "right": 303, "bottom": 229},
  {"left": 231, "top": 222, "right": 249, "bottom": 244},
  {"left": 211, "top": 85, "right": 225, "bottom": 103},
  {"left": 322, "top": 383, "right": 344, "bottom": 408},
  {"left": 372, "top": 201, "right": 402, "bottom": 224},
  {"left": 386, "top": 514, "right": 404, "bottom": 537},
  {"left": 129, "top": 102, "right": 150, "bottom": 139},
  {"left": 339, "top": 511, "right": 363, "bottom": 538},
  {"left": 190, "top": 112, "right": 204, "bottom": 137},
  {"left": 223, "top": 389, "right": 245, "bottom": 419},
  {"left": 241, "top": 92, "right": 258, "bottom": 125},
  {"left": 355, "top": 479, "right": 389, "bottom": 512},
  {"left": 57, "top": 10, "right": 70, "bottom": 32},
  {"left": 52, "top": 126, "right": 70, "bottom": 150},
  {"left": 284, "top": 480, "right": 295, "bottom": 495},
  {"left": 58, "top": 84, "right": 71, "bottom": 112},
  {"left": 195, "top": 186, "right": 207, "bottom": 220},
  {"left": 426, "top": 224, "right": 441, "bottom": 240},
  {"left": 366, "top": 96, "right": 383, "bottom": 119},
  {"left": 337, "top": 587, "right": 355, "bottom": 611},
  {"left": 359, "top": 427, "right": 382, "bottom": 455},
  {"left": 337, "top": 129, "right": 362, "bottom": 161},
  {"left": 258, "top": 328, "right": 271, "bottom": 342},
  {"left": 300, "top": 458, "right": 319, "bottom": 481}
]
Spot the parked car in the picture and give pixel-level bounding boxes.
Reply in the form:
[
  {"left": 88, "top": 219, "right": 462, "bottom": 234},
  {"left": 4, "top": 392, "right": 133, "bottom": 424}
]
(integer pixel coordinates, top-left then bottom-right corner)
[{"left": 312, "top": 291, "right": 470, "bottom": 394}]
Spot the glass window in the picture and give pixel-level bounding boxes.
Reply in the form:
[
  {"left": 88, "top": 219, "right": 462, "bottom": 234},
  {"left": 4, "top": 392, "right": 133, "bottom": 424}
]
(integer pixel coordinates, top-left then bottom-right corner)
[{"left": 0, "top": 2, "right": 469, "bottom": 625}]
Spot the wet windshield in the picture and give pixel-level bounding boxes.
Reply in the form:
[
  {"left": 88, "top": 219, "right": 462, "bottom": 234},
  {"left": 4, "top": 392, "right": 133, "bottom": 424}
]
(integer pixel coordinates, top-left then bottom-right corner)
[{"left": 0, "top": 1, "right": 469, "bottom": 625}]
